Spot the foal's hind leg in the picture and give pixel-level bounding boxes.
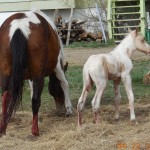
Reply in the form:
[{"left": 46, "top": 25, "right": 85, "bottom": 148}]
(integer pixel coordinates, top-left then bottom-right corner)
[
  {"left": 113, "top": 79, "right": 121, "bottom": 120},
  {"left": 54, "top": 63, "right": 72, "bottom": 115},
  {"left": 121, "top": 74, "right": 136, "bottom": 122},
  {"left": 92, "top": 80, "right": 107, "bottom": 124},
  {"left": 77, "top": 77, "right": 92, "bottom": 126},
  {"left": 77, "top": 86, "right": 90, "bottom": 126},
  {"left": 31, "top": 78, "right": 44, "bottom": 136}
]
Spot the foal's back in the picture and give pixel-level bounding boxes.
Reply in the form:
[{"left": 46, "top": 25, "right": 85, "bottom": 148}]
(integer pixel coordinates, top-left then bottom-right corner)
[{"left": 83, "top": 51, "right": 130, "bottom": 82}]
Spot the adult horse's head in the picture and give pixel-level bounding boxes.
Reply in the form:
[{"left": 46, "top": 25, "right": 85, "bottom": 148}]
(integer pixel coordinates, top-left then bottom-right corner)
[
  {"left": 48, "top": 61, "right": 71, "bottom": 115},
  {"left": 129, "top": 28, "right": 150, "bottom": 54}
]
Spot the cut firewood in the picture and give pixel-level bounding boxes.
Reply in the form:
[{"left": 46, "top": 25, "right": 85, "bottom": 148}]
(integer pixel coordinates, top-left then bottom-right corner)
[{"left": 54, "top": 15, "right": 103, "bottom": 44}]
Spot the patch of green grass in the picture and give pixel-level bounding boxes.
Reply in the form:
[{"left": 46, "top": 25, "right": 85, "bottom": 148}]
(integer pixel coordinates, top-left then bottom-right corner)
[
  {"left": 66, "top": 39, "right": 114, "bottom": 48},
  {"left": 0, "top": 60, "right": 149, "bottom": 111},
  {"left": 66, "top": 60, "right": 150, "bottom": 106}
]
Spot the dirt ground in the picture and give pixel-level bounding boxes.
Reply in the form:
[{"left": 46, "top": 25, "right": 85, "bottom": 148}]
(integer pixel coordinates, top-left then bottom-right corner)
[{"left": 0, "top": 47, "right": 150, "bottom": 150}]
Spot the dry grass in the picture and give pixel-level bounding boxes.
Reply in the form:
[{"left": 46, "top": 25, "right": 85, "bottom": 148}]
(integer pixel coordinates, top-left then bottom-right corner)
[{"left": 1, "top": 104, "right": 150, "bottom": 150}]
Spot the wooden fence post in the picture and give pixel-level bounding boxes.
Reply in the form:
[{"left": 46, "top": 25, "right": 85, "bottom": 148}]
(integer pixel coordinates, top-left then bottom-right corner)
[{"left": 66, "top": 8, "right": 73, "bottom": 46}]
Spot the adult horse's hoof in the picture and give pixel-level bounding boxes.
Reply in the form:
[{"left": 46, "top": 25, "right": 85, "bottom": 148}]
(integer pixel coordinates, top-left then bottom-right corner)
[
  {"left": 32, "top": 132, "right": 40, "bottom": 137},
  {"left": 0, "top": 123, "right": 6, "bottom": 137},
  {"left": 65, "top": 107, "right": 73, "bottom": 117}
]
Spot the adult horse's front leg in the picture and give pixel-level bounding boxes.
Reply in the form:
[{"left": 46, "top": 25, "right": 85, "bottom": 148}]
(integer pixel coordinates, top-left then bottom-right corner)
[
  {"left": 121, "top": 74, "right": 137, "bottom": 122},
  {"left": 31, "top": 79, "right": 44, "bottom": 136},
  {"left": 54, "top": 63, "right": 72, "bottom": 115}
]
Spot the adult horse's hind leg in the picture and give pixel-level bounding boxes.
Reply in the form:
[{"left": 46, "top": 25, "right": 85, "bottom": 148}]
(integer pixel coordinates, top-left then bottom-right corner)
[
  {"left": 31, "top": 78, "right": 44, "bottom": 136},
  {"left": 54, "top": 63, "right": 72, "bottom": 115},
  {"left": 0, "top": 76, "right": 11, "bottom": 135}
]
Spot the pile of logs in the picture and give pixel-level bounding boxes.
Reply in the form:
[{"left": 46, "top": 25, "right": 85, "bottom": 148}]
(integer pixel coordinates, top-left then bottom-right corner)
[{"left": 54, "top": 15, "right": 103, "bottom": 45}]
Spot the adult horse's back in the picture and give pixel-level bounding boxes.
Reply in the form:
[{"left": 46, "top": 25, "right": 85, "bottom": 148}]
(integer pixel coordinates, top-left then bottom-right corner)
[{"left": 0, "top": 10, "right": 72, "bottom": 136}]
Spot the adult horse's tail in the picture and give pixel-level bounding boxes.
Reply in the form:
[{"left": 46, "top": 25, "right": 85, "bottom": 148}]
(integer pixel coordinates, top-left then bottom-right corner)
[{"left": 7, "top": 28, "right": 28, "bottom": 122}]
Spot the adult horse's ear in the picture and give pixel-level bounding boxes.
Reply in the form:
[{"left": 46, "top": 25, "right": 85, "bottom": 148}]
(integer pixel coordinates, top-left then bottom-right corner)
[{"left": 64, "top": 62, "right": 68, "bottom": 72}]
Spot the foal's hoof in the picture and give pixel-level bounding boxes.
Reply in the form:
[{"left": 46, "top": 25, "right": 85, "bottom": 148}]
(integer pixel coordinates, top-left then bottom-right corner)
[{"left": 130, "top": 119, "right": 138, "bottom": 125}]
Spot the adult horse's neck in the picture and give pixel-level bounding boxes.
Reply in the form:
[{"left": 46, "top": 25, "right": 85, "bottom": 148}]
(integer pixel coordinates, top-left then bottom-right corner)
[{"left": 113, "top": 34, "right": 136, "bottom": 58}]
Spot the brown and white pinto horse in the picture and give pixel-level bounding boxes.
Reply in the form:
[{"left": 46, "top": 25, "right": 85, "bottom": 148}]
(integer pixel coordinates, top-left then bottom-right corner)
[{"left": 0, "top": 10, "right": 72, "bottom": 136}]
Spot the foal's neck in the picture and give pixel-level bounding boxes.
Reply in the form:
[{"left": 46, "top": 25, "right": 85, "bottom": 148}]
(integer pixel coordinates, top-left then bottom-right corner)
[{"left": 113, "top": 34, "right": 136, "bottom": 58}]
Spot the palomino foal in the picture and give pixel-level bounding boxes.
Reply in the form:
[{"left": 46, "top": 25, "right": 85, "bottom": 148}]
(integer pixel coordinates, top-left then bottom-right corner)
[{"left": 77, "top": 29, "right": 150, "bottom": 126}]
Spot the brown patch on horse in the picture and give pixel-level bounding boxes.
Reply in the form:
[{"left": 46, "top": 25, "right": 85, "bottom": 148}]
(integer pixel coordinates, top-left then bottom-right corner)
[
  {"left": 119, "top": 62, "right": 125, "bottom": 72},
  {"left": 0, "top": 13, "right": 26, "bottom": 76},
  {"left": 25, "top": 13, "right": 60, "bottom": 79},
  {"left": 102, "top": 57, "right": 115, "bottom": 79},
  {"left": 102, "top": 57, "right": 123, "bottom": 81}
]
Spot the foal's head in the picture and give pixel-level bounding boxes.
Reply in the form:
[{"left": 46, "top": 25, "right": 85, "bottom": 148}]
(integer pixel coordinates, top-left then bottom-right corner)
[
  {"left": 48, "top": 62, "right": 68, "bottom": 112},
  {"left": 130, "top": 29, "right": 150, "bottom": 54}
]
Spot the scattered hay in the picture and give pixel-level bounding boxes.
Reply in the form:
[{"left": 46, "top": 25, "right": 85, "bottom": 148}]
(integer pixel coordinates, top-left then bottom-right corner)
[{"left": 0, "top": 103, "right": 150, "bottom": 150}]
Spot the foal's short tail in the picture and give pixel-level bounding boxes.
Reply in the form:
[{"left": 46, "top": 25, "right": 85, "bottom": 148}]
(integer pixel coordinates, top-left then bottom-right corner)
[{"left": 7, "top": 28, "right": 28, "bottom": 122}]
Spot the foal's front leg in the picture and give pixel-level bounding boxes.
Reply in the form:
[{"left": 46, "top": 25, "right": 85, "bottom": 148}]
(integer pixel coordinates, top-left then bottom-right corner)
[
  {"left": 31, "top": 79, "right": 44, "bottom": 136},
  {"left": 113, "top": 79, "right": 121, "bottom": 120},
  {"left": 122, "top": 75, "right": 136, "bottom": 122}
]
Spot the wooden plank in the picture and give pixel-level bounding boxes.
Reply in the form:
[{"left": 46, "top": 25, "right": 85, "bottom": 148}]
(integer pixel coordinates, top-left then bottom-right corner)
[
  {"left": 114, "top": 12, "right": 140, "bottom": 15},
  {"left": 107, "top": 0, "right": 112, "bottom": 39},
  {"left": 0, "top": 0, "right": 76, "bottom": 12},
  {"left": 112, "top": 5, "right": 140, "bottom": 8},
  {"left": 112, "top": 0, "right": 139, "bottom": 2},
  {"left": 111, "top": 25, "right": 141, "bottom": 29},
  {"left": 112, "top": 19, "right": 140, "bottom": 22},
  {"left": 113, "top": 33, "right": 127, "bottom": 35}
]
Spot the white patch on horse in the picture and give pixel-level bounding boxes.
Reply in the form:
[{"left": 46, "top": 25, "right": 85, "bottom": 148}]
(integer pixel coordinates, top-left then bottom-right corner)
[
  {"left": 28, "top": 80, "right": 33, "bottom": 99},
  {"left": 54, "top": 52, "right": 72, "bottom": 115},
  {"left": 9, "top": 11, "right": 40, "bottom": 41},
  {"left": 34, "top": 10, "right": 56, "bottom": 31}
]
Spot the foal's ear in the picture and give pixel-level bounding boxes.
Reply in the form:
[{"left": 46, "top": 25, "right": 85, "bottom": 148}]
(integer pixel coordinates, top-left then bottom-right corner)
[
  {"left": 132, "top": 29, "right": 138, "bottom": 37},
  {"left": 128, "top": 27, "right": 132, "bottom": 33},
  {"left": 64, "top": 62, "right": 68, "bottom": 72}
]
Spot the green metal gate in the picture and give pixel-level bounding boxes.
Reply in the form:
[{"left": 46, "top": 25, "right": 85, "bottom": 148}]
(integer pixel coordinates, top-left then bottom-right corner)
[{"left": 107, "top": 0, "right": 146, "bottom": 43}]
